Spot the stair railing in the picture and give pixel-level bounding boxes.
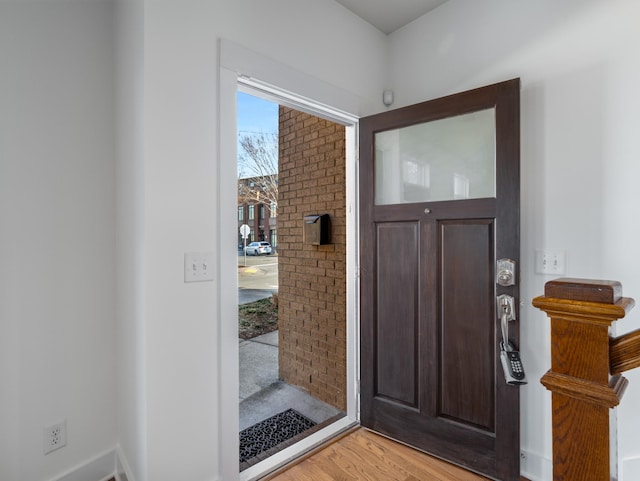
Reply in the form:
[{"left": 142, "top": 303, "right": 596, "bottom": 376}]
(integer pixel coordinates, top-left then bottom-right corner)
[
  {"left": 532, "top": 278, "right": 637, "bottom": 481},
  {"left": 610, "top": 328, "right": 640, "bottom": 375}
]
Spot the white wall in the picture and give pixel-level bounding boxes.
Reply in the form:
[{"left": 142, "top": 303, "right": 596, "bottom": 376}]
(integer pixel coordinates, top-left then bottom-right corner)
[
  {"left": 0, "top": 1, "right": 118, "bottom": 480},
  {"left": 389, "top": 0, "right": 640, "bottom": 479}
]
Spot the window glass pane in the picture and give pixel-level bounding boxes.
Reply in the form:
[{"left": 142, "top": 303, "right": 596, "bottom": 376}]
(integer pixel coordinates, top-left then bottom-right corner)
[{"left": 375, "top": 109, "right": 495, "bottom": 205}]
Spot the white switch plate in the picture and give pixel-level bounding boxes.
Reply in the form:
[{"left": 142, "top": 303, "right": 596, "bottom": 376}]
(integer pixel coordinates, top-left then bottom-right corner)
[
  {"left": 535, "top": 249, "right": 566, "bottom": 275},
  {"left": 184, "top": 252, "right": 214, "bottom": 282}
]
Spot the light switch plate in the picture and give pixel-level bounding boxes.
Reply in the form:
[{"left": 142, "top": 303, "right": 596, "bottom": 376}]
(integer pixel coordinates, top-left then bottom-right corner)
[
  {"left": 184, "top": 252, "right": 214, "bottom": 282},
  {"left": 535, "top": 249, "right": 566, "bottom": 275}
]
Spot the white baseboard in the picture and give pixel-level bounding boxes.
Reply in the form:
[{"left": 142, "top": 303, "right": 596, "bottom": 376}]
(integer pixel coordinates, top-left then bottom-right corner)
[
  {"left": 622, "top": 456, "right": 640, "bottom": 481},
  {"left": 520, "top": 452, "right": 640, "bottom": 480},
  {"left": 45, "top": 445, "right": 136, "bottom": 481},
  {"left": 45, "top": 443, "right": 220, "bottom": 481},
  {"left": 520, "top": 449, "right": 553, "bottom": 481},
  {"left": 115, "top": 444, "right": 134, "bottom": 481},
  {"left": 47, "top": 449, "right": 116, "bottom": 481}
]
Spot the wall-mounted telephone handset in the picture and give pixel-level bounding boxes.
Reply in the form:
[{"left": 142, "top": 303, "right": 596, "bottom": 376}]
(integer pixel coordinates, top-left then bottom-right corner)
[{"left": 497, "top": 294, "right": 527, "bottom": 385}]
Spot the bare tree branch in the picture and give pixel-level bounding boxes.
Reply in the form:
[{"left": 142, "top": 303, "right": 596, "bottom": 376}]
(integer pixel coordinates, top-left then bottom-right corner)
[{"left": 238, "top": 131, "right": 278, "bottom": 211}]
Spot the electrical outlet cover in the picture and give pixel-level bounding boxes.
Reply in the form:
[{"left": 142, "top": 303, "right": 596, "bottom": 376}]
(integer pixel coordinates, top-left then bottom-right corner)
[{"left": 43, "top": 420, "right": 66, "bottom": 455}]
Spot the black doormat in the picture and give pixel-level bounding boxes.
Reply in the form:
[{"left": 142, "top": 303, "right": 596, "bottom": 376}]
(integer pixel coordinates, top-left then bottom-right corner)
[{"left": 239, "top": 409, "right": 316, "bottom": 463}]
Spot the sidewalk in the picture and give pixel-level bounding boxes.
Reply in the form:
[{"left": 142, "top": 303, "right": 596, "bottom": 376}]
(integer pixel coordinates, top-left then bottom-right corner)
[
  {"left": 238, "top": 288, "right": 274, "bottom": 305},
  {"left": 239, "top": 331, "right": 342, "bottom": 431}
]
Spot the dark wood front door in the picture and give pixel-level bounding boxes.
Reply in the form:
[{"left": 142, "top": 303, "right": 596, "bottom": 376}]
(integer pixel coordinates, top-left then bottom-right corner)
[{"left": 359, "top": 79, "right": 521, "bottom": 481}]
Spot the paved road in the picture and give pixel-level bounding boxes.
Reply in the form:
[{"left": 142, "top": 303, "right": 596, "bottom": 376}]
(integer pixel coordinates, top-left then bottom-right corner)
[{"left": 238, "top": 252, "right": 278, "bottom": 304}]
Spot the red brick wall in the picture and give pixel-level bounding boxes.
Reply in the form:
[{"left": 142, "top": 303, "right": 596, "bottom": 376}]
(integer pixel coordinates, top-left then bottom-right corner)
[{"left": 277, "top": 106, "right": 346, "bottom": 411}]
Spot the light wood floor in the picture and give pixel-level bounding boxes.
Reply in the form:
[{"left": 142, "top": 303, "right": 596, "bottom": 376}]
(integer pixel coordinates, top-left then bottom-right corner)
[{"left": 265, "top": 428, "right": 509, "bottom": 481}]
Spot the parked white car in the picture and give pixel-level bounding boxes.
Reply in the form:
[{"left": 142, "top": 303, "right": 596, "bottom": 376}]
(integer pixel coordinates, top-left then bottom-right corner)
[{"left": 244, "top": 241, "right": 272, "bottom": 256}]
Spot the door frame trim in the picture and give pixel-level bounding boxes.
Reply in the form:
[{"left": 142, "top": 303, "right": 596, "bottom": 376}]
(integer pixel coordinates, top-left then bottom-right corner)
[{"left": 218, "top": 40, "right": 361, "bottom": 481}]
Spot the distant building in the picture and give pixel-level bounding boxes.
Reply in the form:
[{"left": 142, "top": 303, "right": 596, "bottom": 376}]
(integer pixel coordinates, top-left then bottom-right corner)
[{"left": 237, "top": 176, "right": 277, "bottom": 248}]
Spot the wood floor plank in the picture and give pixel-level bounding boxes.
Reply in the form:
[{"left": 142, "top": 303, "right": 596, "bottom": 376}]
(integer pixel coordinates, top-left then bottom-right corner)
[
  {"left": 266, "top": 428, "right": 494, "bottom": 481},
  {"left": 337, "top": 432, "right": 432, "bottom": 480},
  {"left": 325, "top": 439, "right": 402, "bottom": 480},
  {"left": 359, "top": 430, "right": 489, "bottom": 481},
  {"left": 361, "top": 430, "right": 489, "bottom": 481},
  {"left": 307, "top": 452, "right": 355, "bottom": 481},
  {"left": 276, "top": 449, "right": 352, "bottom": 481}
]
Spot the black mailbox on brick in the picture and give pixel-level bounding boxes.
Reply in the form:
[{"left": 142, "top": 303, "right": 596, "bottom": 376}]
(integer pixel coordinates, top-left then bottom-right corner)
[{"left": 304, "top": 214, "right": 330, "bottom": 245}]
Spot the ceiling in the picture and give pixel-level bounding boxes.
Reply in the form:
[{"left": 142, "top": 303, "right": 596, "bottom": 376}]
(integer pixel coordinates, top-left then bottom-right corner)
[{"left": 334, "top": 0, "right": 449, "bottom": 34}]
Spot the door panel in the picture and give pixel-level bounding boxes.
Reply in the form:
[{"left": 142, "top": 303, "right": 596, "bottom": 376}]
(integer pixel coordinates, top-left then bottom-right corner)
[
  {"left": 375, "top": 222, "right": 419, "bottom": 407},
  {"left": 360, "top": 79, "right": 521, "bottom": 481},
  {"left": 440, "top": 219, "right": 494, "bottom": 431}
]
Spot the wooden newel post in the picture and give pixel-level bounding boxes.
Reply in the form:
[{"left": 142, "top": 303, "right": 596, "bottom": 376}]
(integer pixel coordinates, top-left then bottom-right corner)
[{"left": 532, "top": 278, "right": 635, "bottom": 481}]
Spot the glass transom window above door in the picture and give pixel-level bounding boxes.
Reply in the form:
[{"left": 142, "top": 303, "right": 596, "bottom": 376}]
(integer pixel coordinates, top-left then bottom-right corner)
[{"left": 374, "top": 108, "right": 496, "bottom": 205}]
